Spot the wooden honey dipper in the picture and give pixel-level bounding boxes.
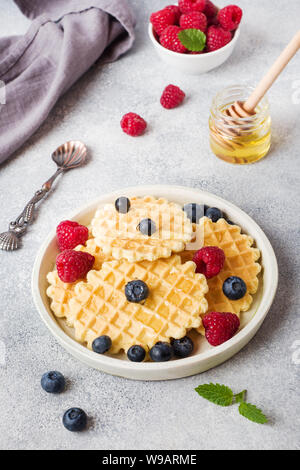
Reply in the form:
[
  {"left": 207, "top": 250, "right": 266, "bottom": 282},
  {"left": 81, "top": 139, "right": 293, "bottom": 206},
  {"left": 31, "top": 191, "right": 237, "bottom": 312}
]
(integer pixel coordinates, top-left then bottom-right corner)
[
  {"left": 213, "top": 30, "right": 300, "bottom": 149},
  {"left": 226, "top": 30, "right": 300, "bottom": 119}
]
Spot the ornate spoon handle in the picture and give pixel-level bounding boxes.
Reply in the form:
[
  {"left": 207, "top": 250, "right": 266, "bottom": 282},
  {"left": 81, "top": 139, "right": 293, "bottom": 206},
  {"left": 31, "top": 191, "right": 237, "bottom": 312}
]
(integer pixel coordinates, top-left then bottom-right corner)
[{"left": 9, "top": 168, "right": 63, "bottom": 236}]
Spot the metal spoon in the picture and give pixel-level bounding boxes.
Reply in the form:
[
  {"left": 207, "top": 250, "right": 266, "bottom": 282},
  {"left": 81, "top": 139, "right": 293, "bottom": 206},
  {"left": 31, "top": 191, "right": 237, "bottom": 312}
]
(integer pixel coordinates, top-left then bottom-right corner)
[{"left": 0, "top": 141, "right": 87, "bottom": 251}]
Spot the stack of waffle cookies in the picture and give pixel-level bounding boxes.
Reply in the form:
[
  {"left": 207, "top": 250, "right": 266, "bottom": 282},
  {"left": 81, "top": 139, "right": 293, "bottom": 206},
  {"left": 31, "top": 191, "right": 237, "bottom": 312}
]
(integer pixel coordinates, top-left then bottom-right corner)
[{"left": 47, "top": 196, "right": 261, "bottom": 357}]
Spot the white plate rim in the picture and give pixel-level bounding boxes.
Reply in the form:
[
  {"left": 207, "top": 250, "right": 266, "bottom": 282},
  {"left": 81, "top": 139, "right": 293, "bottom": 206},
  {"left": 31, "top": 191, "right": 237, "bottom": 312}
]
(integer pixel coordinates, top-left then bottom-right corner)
[{"left": 32, "top": 185, "right": 278, "bottom": 379}]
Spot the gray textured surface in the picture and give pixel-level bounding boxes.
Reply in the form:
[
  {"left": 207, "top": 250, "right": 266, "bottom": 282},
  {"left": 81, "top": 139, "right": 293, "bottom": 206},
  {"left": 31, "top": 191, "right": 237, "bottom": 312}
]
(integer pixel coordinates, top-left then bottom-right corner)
[{"left": 0, "top": 0, "right": 299, "bottom": 450}]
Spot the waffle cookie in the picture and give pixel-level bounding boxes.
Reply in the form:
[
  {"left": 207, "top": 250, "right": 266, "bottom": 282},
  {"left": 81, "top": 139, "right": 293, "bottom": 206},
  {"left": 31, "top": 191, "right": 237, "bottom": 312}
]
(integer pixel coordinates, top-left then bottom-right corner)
[
  {"left": 91, "top": 196, "right": 194, "bottom": 262},
  {"left": 48, "top": 255, "right": 208, "bottom": 354},
  {"left": 179, "top": 217, "right": 261, "bottom": 334},
  {"left": 75, "top": 238, "right": 112, "bottom": 270},
  {"left": 47, "top": 270, "right": 78, "bottom": 319},
  {"left": 46, "top": 238, "right": 111, "bottom": 318}
]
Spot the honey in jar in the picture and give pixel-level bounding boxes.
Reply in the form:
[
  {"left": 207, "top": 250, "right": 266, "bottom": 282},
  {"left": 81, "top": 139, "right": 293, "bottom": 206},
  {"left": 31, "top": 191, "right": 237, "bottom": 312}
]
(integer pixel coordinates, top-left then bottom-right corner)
[{"left": 209, "top": 85, "right": 271, "bottom": 164}]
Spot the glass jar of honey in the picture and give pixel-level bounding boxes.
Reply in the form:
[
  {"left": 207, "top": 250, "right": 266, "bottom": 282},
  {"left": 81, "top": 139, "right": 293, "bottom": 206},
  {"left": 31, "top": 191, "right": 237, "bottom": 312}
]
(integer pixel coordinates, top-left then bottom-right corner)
[{"left": 209, "top": 85, "right": 271, "bottom": 164}]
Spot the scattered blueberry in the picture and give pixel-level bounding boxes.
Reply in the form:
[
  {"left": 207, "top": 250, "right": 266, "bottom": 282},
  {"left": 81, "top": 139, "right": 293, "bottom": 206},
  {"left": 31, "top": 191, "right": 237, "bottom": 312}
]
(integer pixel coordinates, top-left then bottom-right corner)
[
  {"left": 205, "top": 207, "right": 223, "bottom": 222},
  {"left": 183, "top": 203, "right": 206, "bottom": 224},
  {"left": 172, "top": 336, "right": 194, "bottom": 358},
  {"left": 137, "top": 218, "right": 156, "bottom": 236},
  {"left": 63, "top": 408, "right": 87, "bottom": 432},
  {"left": 92, "top": 335, "right": 112, "bottom": 354},
  {"left": 222, "top": 276, "right": 247, "bottom": 300},
  {"left": 115, "top": 196, "right": 130, "bottom": 214},
  {"left": 149, "top": 342, "right": 173, "bottom": 362},
  {"left": 226, "top": 220, "right": 235, "bottom": 225},
  {"left": 125, "top": 280, "right": 149, "bottom": 303},
  {"left": 127, "top": 345, "right": 146, "bottom": 362},
  {"left": 41, "top": 371, "right": 65, "bottom": 394}
]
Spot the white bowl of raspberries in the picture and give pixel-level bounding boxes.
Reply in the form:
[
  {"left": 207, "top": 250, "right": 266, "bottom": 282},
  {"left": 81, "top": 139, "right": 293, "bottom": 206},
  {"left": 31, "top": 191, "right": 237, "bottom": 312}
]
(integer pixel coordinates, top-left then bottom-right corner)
[{"left": 149, "top": 1, "right": 242, "bottom": 74}]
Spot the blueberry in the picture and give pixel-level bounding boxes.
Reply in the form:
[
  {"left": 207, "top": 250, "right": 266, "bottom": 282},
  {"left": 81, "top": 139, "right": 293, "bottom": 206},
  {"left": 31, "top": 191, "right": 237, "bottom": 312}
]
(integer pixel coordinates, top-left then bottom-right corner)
[
  {"left": 226, "top": 220, "right": 235, "bottom": 225},
  {"left": 223, "top": 276, "right": 247, "bottom": 300},
  {"left": 115, "top": 196, "right": 130, "bottom": 214},
  {"left": 149, "top": 342, "right": 173, "bottom": 362},
  {"left": 125, "top": 280, "right": 149, "bottom": 303},
  {"left": 41, "top": 371, "right": 65, "bottom": 394},
  {"left": 63, "top": 408, "right": 87, "bottom": 432},
  {"left": 127, "top": 345, "right": 146, "bottom": 362},
  {"left": 92, "top": 335, "right": 112, "bottom": 354},
  {"left": 137, "top": 218, "right": 156, "bottom": 236},
  {"left": 183, "top": 203, "right": 205, "bottom": 224},
  {"left": 172, "top": 336, "right": 194, "bottom": 358},
  {"left": 205, "top": 207, "right": 223, "bottom": 222}
]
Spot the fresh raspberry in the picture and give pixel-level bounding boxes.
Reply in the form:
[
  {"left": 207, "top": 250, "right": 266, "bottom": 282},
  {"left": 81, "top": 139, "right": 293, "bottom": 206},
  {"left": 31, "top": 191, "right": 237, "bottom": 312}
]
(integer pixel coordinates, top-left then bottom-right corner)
[
  {"left": 56, "top": 220, "right": 89, "bottom": 251},
  {"left": 206, "top": 25, "right": 231, "bottom": 52},
  {"left": 179, "top": 11, "right": 207, "bottom": 32},
  {"left": 150, "top": 8, "right": 175, "bottom": 36},
  {"left": 160, "top": 25, "right": 187, "bottom": 53},
  {"left": 165, "top": 5, "right": 181, "bottom": 23},
  {"left": 204, "top": 0, "right": 218, "bottom": 19},
  {"left": 120, "top": 112, "right": 147, "bottom": 137},
  {"left": 160, "top": 84, "right": 185, "bottom": 109},
  {"left": 203, "top": 312, "right": 240, "bottom": 346},
  {"left": 192, "top": 246, "right": 225, "bottom": 279},
  {"left": 218, "top": 5, "right": 242, "bottom": 31},
  {"left": 56, "top": 249, "right": 95, "bottom": 283},
  {"left": 179, "top": 0, "right": 206, "bottom": 14},
  {"left": 207, "top": 15, "right": 219, "bottom": 26}
]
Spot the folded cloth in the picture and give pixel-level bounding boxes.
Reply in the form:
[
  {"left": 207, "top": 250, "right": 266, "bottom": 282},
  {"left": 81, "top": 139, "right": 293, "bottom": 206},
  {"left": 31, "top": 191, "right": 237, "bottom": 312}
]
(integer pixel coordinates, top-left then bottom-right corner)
[{"left": 0, "top": 0, "right": 135, "bottom": 164}]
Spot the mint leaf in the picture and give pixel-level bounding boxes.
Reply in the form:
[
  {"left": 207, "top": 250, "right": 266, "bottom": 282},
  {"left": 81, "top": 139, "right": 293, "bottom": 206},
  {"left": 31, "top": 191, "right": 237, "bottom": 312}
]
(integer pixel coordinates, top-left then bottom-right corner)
[
  {"left": 195, "top": 383, "right": 233, "bottom": 407},
  {"left": 238, "top": 402, "right": 268, "bottom": 424},
  {"left": 234, "top": 390, "right": 247, "bottom": 403},
  {"left": 178, "top": 29, "right": 206, "bottom": 52}
]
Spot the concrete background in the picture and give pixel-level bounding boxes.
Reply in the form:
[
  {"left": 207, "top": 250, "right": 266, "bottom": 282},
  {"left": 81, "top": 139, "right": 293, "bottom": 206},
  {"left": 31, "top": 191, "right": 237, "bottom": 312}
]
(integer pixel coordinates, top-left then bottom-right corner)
[{"left": 0, "top": 0, "right": 299, "bottom": 450}]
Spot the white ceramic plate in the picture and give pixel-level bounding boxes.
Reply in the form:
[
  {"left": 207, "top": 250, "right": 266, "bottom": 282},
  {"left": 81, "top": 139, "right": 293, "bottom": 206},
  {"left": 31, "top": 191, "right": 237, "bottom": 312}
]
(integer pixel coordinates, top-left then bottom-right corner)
[{"left": 32, "top": 185, "right": 278, "bottom": 381}]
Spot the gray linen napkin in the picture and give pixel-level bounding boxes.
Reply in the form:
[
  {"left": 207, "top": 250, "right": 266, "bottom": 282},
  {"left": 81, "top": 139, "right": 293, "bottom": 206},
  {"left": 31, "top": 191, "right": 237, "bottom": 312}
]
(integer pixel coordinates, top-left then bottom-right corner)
[{"left": 0, "top": 0, "right": 135, "bottom": 164}]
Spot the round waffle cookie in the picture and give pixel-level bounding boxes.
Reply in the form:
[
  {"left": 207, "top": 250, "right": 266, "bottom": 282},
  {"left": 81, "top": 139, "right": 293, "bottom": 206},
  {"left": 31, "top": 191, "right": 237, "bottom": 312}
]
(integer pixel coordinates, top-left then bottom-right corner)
[
  {"left": 47, "top": 255, "right": 208, "bottom": 354},
  {"left": 91, "top": 196, "right": 194, "bottom": 262},
  {"left": 179, "top": 217, "right": 261, "bottom": 334}
]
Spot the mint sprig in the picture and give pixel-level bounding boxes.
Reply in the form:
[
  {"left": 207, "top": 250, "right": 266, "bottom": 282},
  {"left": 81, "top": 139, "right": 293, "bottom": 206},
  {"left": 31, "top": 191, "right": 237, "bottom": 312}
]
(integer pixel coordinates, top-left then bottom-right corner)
[
  {"left": 195, "top": 383, "right": 268, "bottom": 424},
  {"left": 178, "top": 29, "right": 206, "bottom": 52}
]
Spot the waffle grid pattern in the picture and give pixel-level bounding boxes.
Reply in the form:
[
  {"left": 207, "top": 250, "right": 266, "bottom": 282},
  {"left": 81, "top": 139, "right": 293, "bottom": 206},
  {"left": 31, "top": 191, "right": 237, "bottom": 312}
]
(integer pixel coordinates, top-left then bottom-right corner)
[
  {"left": 46, "top": 271, "right": 78, "bottom": 319},
  {"left": 67, "top": 255, "right": 208, "bottom": 353}
]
